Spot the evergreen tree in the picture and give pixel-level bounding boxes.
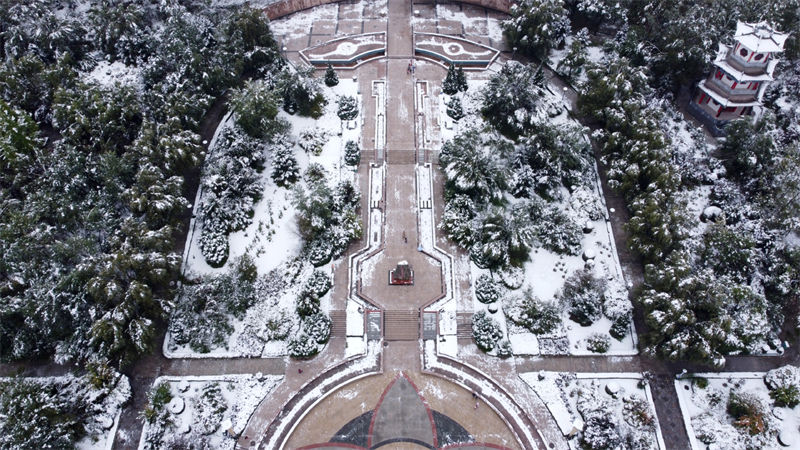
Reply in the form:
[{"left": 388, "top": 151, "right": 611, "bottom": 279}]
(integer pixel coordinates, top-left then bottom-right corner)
[
  {"left": 445, "top": 96, "right": 464, "bottom": 121},
  {"left": 336, "top": 95, "right": 358, "bottom": 120},
  {"left": 504, "top": 0, "right": 570, "bottom": 60},
  {"left": 443, "top": 64, "right": 459, "bottom": 95},
  {"left": 344, "top": 140, "right": 360, "bottom": 166},
  {"left": 270, "top": 137, "right": 300, "bottom": 187},
  {"left": 324, "top": 63, "right": 339, "bottom": 87},
  {"left": 481, "top": 61, "right": 546, "bottom": 138},
  {"left": 230, "top": 80, "right": 283, "bottom": 139},
  {"left": 556, "top": 28, "right": 589, "bottom": 81},
  {"left": 472, "top": 311, "right": 503, "bottom": 352},
  {"left": 560, "top": 270, "right": 605, "bottom": 326},
  {"left": 456, "top": 66, "right": 468, "bottom": 92}
]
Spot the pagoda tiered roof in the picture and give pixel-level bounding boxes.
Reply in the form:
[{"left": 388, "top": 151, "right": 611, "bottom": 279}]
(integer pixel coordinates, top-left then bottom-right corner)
[
  {"left": 713, "top": 43, "right": 778, "bottom": 82},
  {"left": 734, "top": 21, "right": 790, "bottom": 53}
]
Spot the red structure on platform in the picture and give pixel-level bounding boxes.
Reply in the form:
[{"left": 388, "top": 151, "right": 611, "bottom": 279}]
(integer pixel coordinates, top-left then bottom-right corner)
[
  {"left": 689, "top": 21, "right": 789, "bottom": 135},
  {"left": 389, "top": 261, "right": 414, "bottom": 285}
]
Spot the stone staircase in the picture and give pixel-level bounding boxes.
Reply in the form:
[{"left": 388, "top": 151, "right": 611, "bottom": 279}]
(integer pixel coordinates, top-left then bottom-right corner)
[
  {"left": 330, "top": 310, "right": 347, "bottom": 337},
  {"left": 383, "top": 310, "right": 420, "bottom": 341},
  {"left": 456, "top": 312, "right": 473, "bottom": 339}
]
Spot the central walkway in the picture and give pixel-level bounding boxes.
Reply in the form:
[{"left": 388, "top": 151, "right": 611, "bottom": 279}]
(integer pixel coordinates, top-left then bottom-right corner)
[{"left": 238, "top": 1, "right": 536, "bottom": 449}]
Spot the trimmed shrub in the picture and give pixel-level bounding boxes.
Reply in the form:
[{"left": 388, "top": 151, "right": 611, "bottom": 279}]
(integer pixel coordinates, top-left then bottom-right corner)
[
  {"left": 475, "top": 273, "right": 502, "bottom": 304},
  {"left": 586, "top": 333, "right": 611, "bottom": 353},
  {"left": 472, "top": 311, "right": 503, "bottom": 352},
  {"left": 344, "top": 140, "right": 360, "bottom": 166},
  {"left": 337, "top": 95, "right": 358, "bottom": 121}
]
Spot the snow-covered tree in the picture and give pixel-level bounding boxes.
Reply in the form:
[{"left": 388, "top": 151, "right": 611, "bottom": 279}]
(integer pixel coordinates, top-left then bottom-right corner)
[
  {"left": 440, "top": 130, "right": 508, "bottom": 203},
  {"left": 471, "top": 311, "right": 504, "bottom": 352},
  {"left": 270, "top": 135, "right": 300, "bottom": 187},
  {"left": 556, "top": 28, "right": 589, "bottom": 81},
  {"left": 481, "top": 61, "right": 546, "bottom": 138},
  {"left": 230, "top": 79, "right": 283, "bottom": 139},
  {"left": 475, "top": 273, "right": 502, "bottom": 304},
  {"left": 504, "top": 0, "right": 570, "bottom": 60},
  {"left": 446, "top": 96, "right": 465, "bottom": 121},
  {"left": 336, "top": 95, "right": 359, "bottom": 121},
  {"left": 344, "top": 140, "right": 360, "bottom": 166},
  {"left": 277, "top": 67, "right": 326, "bottom": 118},
  {"left": 560, "top": 270, "right": 605, "bottom": 326},
  {"left": 442, "top": 64, "right": 460, "bottom": 95},
  {"left": 324, "top": 63, "right": 339, "bottom": 87}
]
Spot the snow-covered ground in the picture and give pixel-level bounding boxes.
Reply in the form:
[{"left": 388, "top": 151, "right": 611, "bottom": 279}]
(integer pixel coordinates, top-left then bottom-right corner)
[
  {"left": 521, "top": 371, "right": 665, "bottom": 450},
  {"left": 137, "top": 374, "right": 283, "bottom": 450},
  {"left": 676, "top": 370, "right": 800, "bottom": 449},
  {"left": 168, "top": 78, "right": 360, "bottom": 358}
]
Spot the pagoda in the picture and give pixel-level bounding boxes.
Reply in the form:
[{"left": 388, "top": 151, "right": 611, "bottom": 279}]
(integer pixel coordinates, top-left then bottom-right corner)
[{"left": 689, "top": 21, "right": 789, "bottom": 135}]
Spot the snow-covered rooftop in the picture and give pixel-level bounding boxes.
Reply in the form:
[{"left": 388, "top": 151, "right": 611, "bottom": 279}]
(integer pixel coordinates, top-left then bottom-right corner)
[
  {"left": 714, "top": 44, "right": 777, "bottom": 81},
  {"left": 734, "top": 21, "right": 790, "bottom": 53},
  {"left": 697, "top": 80, "right": 760, "bottom": 107}
]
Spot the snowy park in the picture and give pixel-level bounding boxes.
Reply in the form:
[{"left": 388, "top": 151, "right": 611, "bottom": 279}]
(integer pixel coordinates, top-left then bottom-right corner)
[{"left": 1, "top": 0, "right": 800, "bottom": 449}]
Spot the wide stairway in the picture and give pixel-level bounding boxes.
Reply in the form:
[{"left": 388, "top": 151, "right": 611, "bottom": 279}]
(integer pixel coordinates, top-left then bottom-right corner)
[
  {"left": 329, "top": 310, "right": 347, "bottom": 337},
  {"left": 383, "top": 310, "right": 420, "bottom": 341}
]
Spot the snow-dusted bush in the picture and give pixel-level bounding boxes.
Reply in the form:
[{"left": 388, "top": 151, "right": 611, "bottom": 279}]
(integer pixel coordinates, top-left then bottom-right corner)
[
  {"left": 278, "top": 67, "right": 327, "bottom": 118},
  {"left": 296, "top": 292, "right": 321, "bottom": 317},
  {"left": 475, "top": 273, "right": 502, "bottom": 303},
  {"left": 504, "top": 0, "right": 569, "bottom": 60},
  {"left": 288, "top": 332, "right": 319, "bottom": 358},
  {"left": 604, "top": 288, "right": 633, "bottom": 340},
  {"left": 270, "top": 135, "right": 300, "bottom": 186},
  {"left": 344, "top": 140, "right": 360, "bottom": 166},
  {"left": 298, "top": 128, "right": 328, "bottom": 156},
  {"left": 765, "top": 365, "right": 800, "bottom": 407},
  {"left": 586, "top": 333, "right": 611, "bottom": 353},
  {"left": 303, "top": 313, "right": 332, "bottom": 344},
  {"left": 336, "top": 95, "right": 358, "bottom": 121},
  {"left": 505, "top": 288, "right": 561, "bottom": 334},
  {"left": 305, "top": 239, "right": 334, "bottom": 267},
  {"left": 496, "top": 339, "right": 513, "bottom": 358},
  {"left": 538, "top": 206, "right": 583, "bottom": 255},
  {"left": 577, "top": 390, "right": 623, "bottom": 449},
  {"left": 193, "top": 383, "right": 227, "bottom": 435},
  {"left": 303, "top": 270, "right": 332, "bottom": 298},
  {"left": 622, "top": 395, "right": 655, "bottom": 428},
  {"left": 472, "top": 311, "right": 504, "bottom": 352},
  {"left": 481, "top": 61, "right": 546, "bottom": 138},
  {"left": 764, "top": 365, "right": 800, "bottom": 391},
  {"left": 446, "top": 96, "right": 465, "bottom": 121},
  {"left": 230, "top": 79, "right": 283, "bottom": 139},
  {"left": 570, "top": 187, "right": 605, "bottom": 222},
  {"left": 198, "top": 126, "right": 266, "bottom": 266},
  {"left": 199, "top": 229, "right": 230, "bottom": 267},
  {"left": 498, "top": 264, "right": 525, "bottom": 290},
  {"left": 324, "top": 63, "right": 338, "bottom": 87},
  {"left": 560, "top": 270, "right": 605, "bottom": 326},
  {"left": 727, "top": 391, "right": 767, "bottom": 436}
]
